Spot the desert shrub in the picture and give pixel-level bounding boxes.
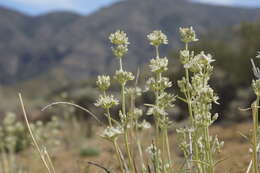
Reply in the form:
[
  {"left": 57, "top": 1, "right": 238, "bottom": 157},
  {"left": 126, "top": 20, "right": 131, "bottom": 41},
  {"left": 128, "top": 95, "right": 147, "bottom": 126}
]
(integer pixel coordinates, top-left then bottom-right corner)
[
  {"left": 0, "top": 112, "right": 62, "bottom": 173},
  {"left": 79, "top": 146, "right": 100, "bottom": 157},
  {"left": 0, "top": 112, "right": 29, "bottom": 152}
]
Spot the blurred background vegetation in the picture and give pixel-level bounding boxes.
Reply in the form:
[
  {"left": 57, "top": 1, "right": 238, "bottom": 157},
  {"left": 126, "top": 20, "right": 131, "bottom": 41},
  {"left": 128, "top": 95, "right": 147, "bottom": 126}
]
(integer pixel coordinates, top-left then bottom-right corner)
[{"left": 0, "top": 0, "right": 260, "bottom": 123}]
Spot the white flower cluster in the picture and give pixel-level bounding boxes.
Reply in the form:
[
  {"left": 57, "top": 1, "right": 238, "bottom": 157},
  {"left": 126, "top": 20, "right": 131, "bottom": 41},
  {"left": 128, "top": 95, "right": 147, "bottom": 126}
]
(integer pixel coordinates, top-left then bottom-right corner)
[
  {"left": 114, "top": 69, "right": 135, "bottom": 85},
  {"left": 109, "top": 30, "right": 129, "bottom": 45},
  {"left": 112, "top": 45, "right": 128, "bottom": 58},
  {"left": 0, "top": 113, "right": 61, "bottom": 153},
  {"left": 137, "top": 120, "right": 151, "bottom": 130},
  {"left": 95, "top": 95, "right": 119, "bottom": 109},
  {"left": 109, "top": 30, "right": 129, "bottom": 58},
  {"left": 183, "top": 51, "right": 218, "bottom": 124},
  {"left": 31, "top": 116, "right": 62, "bottom": 149},
  {"left": 125, "top": 87, "right": 142, "bottom": 97},
  {"left": 133, "top": 108, "right": 143, "bottom": 117},
  {"left": 0, "top": 112, "right": 26, "bottom": 150},
  {"left": 96, "top": 75, "right": 110, "bottom": 91},
  {"left": 149, "top": 57, "right": 168, "bottom": 73},
  {"left": 179, "top": 27, "right": 198, "bottom": 43},
  {"left": 145, "top": 30, "right": 175, "bottom": 141},
  {"left": 147, "top": 105, "right": 168, "bottom": 117},
  {"left": 212, "top": 136, "right": 224, "bottom": 153},
  {"left": 176, "top": 127, "right": 194, "bottom": 158},
  {"left": 157, "top": 92, "right": 176, "bottom": 109},
  {"left": 146, "top": 77, "right": 172, "bottom": 92},
  {"left": 146, "top": 144, "right": 160, "bottom": 157},
  {"left": 177, "top": 27, "right": 223, "bottom": 171},
  {"left": 179, "top": 50, "right": 193, "bottom": 65},
  {"left": 184, "top": 51, "right": 214, "bottom": 73},
  {"left": 147, "top": 30, "right": 168, "bottom": 46},
  {"left": 101, "top": 126, "right": 123, "bottom": 140}
]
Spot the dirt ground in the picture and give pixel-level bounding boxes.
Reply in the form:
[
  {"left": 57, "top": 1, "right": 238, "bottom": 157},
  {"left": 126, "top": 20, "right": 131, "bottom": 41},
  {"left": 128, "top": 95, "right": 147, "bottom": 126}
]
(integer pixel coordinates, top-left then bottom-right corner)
[{"left": 18, "top": 122, "right": 254, "bottom": 173}]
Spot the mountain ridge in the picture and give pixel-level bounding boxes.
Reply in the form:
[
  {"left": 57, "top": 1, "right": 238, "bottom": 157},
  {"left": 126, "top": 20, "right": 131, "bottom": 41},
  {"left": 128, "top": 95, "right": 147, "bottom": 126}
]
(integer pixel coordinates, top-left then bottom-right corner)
[{"left": 0, "top": 0, "right": 260, "bottom": 84}]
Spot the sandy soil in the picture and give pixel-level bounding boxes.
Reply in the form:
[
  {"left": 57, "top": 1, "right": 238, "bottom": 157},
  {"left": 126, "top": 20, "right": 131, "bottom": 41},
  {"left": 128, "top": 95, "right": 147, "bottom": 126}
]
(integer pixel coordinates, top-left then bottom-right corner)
[{"left": 17, "top": 122, "right": 254, "bottom": 173}]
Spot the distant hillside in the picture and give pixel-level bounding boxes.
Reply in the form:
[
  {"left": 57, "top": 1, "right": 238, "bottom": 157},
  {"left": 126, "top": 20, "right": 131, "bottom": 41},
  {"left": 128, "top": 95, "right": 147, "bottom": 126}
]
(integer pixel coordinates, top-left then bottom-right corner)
[{"left": 0, "top": 0, "right": 260, "bottom": 84}]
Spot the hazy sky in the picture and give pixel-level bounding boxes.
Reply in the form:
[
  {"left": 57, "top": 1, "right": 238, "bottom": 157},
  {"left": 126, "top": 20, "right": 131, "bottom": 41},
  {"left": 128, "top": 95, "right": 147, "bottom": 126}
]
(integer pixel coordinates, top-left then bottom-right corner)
[
  {"left": 0, "top": 0, "right": 260, "bottom": 15},
  {"left": 193, "top": 0, "right": 260, "bottom": 6}
]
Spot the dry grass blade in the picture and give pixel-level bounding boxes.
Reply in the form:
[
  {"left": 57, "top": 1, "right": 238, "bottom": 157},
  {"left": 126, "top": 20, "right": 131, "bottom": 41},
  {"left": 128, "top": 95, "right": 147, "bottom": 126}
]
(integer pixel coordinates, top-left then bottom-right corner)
[
  {"left": 18, "top": 93, "right": 54, "bottom": 173},
  {"left": 41, "top": 101, "right": 103, "bottom": 125}
]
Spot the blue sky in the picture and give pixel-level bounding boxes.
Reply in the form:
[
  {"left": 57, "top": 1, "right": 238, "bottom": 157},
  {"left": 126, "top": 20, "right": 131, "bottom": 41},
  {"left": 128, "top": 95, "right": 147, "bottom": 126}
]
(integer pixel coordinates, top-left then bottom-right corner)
[
  {"left": 0, "top": 0, "right": 120, "bottom": 15},
  {"left": 0, "top": 0, "right": 260, "bottom": 16},
  {"left": 192, "top": 0, "right": 260, "bottom": 7}
]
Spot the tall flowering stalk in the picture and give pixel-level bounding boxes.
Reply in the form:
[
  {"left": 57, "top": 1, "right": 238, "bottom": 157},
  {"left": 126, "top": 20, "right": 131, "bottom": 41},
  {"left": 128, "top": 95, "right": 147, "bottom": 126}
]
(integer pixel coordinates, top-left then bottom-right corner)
[
  {"left": 95, "top": 74, "right": 125, "bottom": 173},
  {"left": 146, "top": 30, "right": 176, "bottom": 173},
  {"left": 109, "top": 30, "right": 136, "bottom": 172},
  {"left": 177, "top": 27, "right": 223, "bottom": 173}
]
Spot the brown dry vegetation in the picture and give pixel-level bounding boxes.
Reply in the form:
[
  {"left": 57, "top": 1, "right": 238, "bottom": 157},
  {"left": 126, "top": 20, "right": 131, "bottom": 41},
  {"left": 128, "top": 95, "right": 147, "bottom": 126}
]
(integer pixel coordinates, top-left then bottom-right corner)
[{"left": 16, "top": 122, "right": 253, "bottom": 173}]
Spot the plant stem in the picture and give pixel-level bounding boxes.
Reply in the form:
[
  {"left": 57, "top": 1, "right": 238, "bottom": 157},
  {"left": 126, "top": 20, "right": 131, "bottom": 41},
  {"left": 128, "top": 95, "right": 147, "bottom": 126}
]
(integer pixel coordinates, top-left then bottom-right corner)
[
  {"left": 106, "top": 108, "right": 113, "bottom": 127},
  {"left": 113, "top": 139, "right": 125, "bottom": 173},
  {"left": 203, "top": 125, "right": 214, "bottom": 173},
  {"left": 121, "top": 83, "right": 135, "bottom": 173},
  {"left": 252, "top": 95, "right": 259, "bottom": 173},
  {"left": 183, "top": 43, "right": 196, "bottom": 172},
  {"left": 165, "top": 129, "right": 173, "bottom": 172},
  {"left": 155, "top": 46, "right": 159, "bottom": 58}
]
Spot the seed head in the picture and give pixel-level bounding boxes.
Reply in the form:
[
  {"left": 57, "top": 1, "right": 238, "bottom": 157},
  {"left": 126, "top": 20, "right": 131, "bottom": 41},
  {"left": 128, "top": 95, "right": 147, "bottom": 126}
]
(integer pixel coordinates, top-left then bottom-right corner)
[{"left": 147, "top": 30, "right": 168, "bottom": 46}]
